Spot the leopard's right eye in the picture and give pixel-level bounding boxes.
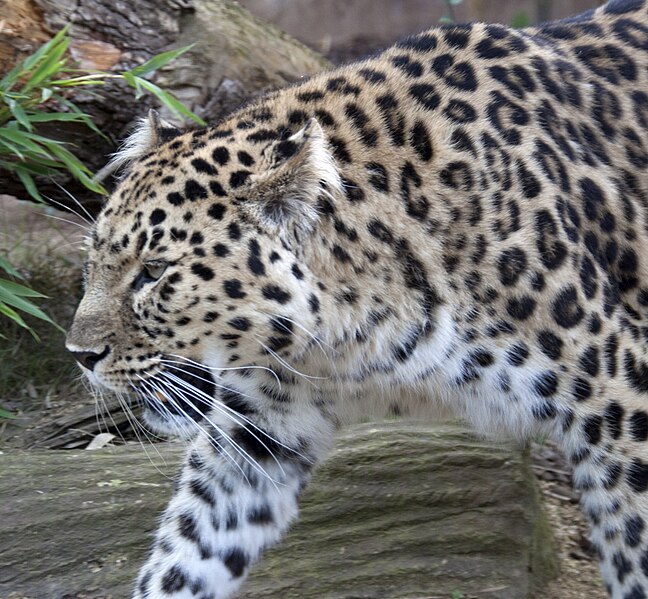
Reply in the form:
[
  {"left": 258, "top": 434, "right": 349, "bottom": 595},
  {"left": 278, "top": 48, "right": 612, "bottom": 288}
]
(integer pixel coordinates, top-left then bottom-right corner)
[{"left": 133, "top": 260, "right": 168, "bottom": 291}]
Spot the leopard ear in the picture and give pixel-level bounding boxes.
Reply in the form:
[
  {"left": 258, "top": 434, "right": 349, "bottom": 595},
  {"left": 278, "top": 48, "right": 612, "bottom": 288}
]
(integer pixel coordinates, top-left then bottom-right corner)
[
  {"left": 246, "top": 118, "right": 342, "bottom": 238},
  {"left": 94, "top": 109, "right": 181, "bottom": 182}
]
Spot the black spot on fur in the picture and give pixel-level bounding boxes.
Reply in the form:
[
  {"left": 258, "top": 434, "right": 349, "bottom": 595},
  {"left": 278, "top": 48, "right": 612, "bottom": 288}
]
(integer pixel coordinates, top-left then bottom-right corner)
[
  {"left": 222, "top": 548, "right": 248, "bottom": 578},
  {"left": 208, "top": 203, "right": 227, "bottom": 220},
  {"left": 625, "top": 515, "right": 645, "bottom": 548},
  {"left": 185, "top": 180, "right": 208, "bottom": 201},
  {"left": 497, "top": 247, "right": 527, "bottom": 286},
  {"left": 410, "top": 121, "right": 433, "bottom": 161},
  {"left": 627, "top": 458, "right": 648, "bottom": 492},
  {"left": 212, "top": 147, "right": 230, "bottom": 165},
  {"left": 537, "top": 330, "right": 562, "bottom": 360},
  {"left": 630, "top": 411, "right": 648, "bottom": 441},
  {"left": 192, "top": 158, "right": 217, "bottom": 175},
  {"left": 150, "top": 208, "right": 166, "bottom": 225},
  {"left": 228, "top": 317, "right": 251, "bottom": 331},
  {"left": 224, "top": 280, "right": 246, "bottom": 299},
  {"left": 161, "top": 565, "right": 186, "bottom": 593},
  {"left": 189, "top": 479, "right": 216, "bottom": 506},
  {"left": 262, "top": 284, "right": 291, "bottom": 304},
  {"left": 507, "top": 295, "right": 536, "bottom": 320},
  {"left": 248, "top": 504, "right": 274, "bottom": 525},
  {"left": 248, "top": 239, "right": 266, "bottom": 276},
  {"left": 409, "top": 83, "right": 441, "bottom": 111},
  {"left": 533, "top": 371, "right": 559, "bottom": 397},
  {"left": 552, "top": 285, "right": 584, "bottom": 328},
  {"left": 507, "top": 342, "right": 529, "bottom": 366},
  {"left": 191, "top": 263, "right": 215, "bottom": 281}
]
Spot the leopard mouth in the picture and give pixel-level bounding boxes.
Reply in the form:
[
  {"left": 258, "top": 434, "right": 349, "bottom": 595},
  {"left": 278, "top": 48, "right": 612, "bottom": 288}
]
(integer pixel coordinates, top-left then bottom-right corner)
[{"left": 138, "top": 361, "right": 215, "bottom": 422}]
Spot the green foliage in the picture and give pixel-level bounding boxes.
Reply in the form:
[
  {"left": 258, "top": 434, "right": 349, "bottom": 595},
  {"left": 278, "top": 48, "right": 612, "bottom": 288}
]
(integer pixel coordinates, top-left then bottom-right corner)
[
  {"left": 440, "top": 0, "right": 464, "bottom": 24},
  {"left": 0, "top": 255, "right": 60, "bottom": 338},
  {"left": 511, "top": 11, "right": 532, "bottom": 28},
  {"left": 0, "top": 27, "right": 204, "bottom": 336},
  {"left": 0, "top": 26, "right": 204, "bottom": 202}
]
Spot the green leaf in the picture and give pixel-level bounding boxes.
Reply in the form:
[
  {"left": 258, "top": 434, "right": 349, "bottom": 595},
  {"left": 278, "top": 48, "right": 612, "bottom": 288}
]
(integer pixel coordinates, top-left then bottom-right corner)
[
  {"left": 52, "top": 95, "right": 106, "bottom": 138},
  {"left": 22, "top": 38, "right": 69, "bottom": 92},
  {"left": 511, "top": 11, "right": 531, "bottom": 28},
  {"left": 44, "top": 142, "right": 107, "bottom": 195},
  {"left": 6, "top": 99, "right": 32, "bottom": 131},
  {"left": 0, "top": 128, "right": 53, "bottom": 158},
  {"left": 439, "top": 15, "right": 454, "bottom": 24},
  {"left": 129, "top": 44, "right": 195, "bottom": 77},
  {"left": 41, "top": 87, "right": 53, "bottom": 102},
  {"left": 21, "top": 26, "right": 69, "bottom": 72},
  {"left": 0, "top": 281, "right": 55, "bottom": 324},
  {"left": 25, "top": 112, "right": 91, "bottom": 123},
  {"left": 0, "top": 404, "right": 19, "bottom": 419},
  {"left": 0, "top": 61, "right": 26, "bottom": 93},
  {"left": 0, "top": 301, "right": 29, "bottom": 329},
  {"left": 0, "top": 278, "right": 47, "bottom": 298},
  {"left": 0, "top": 26, "right": 69, "bottom": 91},
  {"left": 448, "top": 0, "right": 463, "bottom": 4},
  {"left": 14, "top": 166, "right": 43, "bottom": 202},
  {"left": 0, "top": 255, "right": 23, "bottom": 279},
  {"left": 121, "top": 71, "right": 143, "bottom": 99},
  {"left": 134, "top": 77, "right": 205, "bottom": 125},
  {"left": 0, "top": 136, "right": 26, "bottom": 160},
  {"left": 50, "top": 78, "right": 105, "bottom": 87}
]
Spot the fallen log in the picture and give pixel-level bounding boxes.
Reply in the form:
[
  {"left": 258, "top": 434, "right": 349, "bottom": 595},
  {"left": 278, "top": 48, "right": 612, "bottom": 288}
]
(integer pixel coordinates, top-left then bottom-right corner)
[{"left": 0, "top": 422, "right": 558, "bottom": 599}]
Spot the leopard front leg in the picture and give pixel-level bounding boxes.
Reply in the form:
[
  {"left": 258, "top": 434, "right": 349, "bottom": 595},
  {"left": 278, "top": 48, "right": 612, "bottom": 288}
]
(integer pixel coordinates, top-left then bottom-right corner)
[{"left": 133, "top": 433, "right": 316, "bottom": 599}]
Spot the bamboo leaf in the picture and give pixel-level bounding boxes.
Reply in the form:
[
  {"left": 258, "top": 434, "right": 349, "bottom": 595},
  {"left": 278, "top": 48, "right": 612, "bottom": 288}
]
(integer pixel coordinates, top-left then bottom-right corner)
[
  {"left": 0, "top": 283, "right": 55, "bottom": 323},
  {"left": 52, "top": 95, "right": 106, "bottom": 138},
  {"left": 0, "top": 302, "right": 29, "bottom": 329},
  {"left": 14, "top": 166, "right": 43, "bottom": 202},
  {"left": 0, "top": 136, "right": 26, "bottom": 160},
  {"left": 0, "top": 403, "right": 19, "bottom": 419},
  {"left": 134, "top": 77, "right": 205, "bottom": 125},
  {"left": 45, "top": 143, "right": 107, "bottom": 194},
  {"left": 0, "top": 256, "right": 23, "bottom": 279},
  {"left": 0, "top": 278, "right": 48, "bottom": 298},
  {"left": 25, "top": 112, "right": 91, "bottom": 123},
  {"left": 22, "top": 39, "right": 69, "bottom": 92},
  {"left": 21, "top": 26, "right": 70, "bottom": 72},
  {"left": 0, "top": 128, "right": 53, "bottom": 158},
  {"left": 128, "top": 45, "right": 195, "bottom": 77},
  {"left": 7, "top": 99, "right": 32, "bottom": 131}
]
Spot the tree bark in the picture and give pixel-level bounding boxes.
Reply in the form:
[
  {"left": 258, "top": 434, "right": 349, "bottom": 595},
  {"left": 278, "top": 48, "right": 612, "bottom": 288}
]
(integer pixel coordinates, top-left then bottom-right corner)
[
  {"left": 0, "top": 423, "right": 558, "bottom": 599},
  {"left": 0, "top": 0, "right": 330, "bottom": 209}
]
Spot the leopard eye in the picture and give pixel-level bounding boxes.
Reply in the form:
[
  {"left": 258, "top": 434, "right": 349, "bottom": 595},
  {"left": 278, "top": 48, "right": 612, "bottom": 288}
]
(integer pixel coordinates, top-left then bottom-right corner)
[
  {"left": 144, "top": 261, "right": 167, "bottom": 280},
  {"left": 133, "top": 260, "right": 168, "bottom": 291}
]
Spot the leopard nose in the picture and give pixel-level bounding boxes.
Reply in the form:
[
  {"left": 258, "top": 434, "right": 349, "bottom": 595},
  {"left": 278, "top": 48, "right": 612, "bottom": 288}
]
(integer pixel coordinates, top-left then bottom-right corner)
[{"left": 69, "top": 346, "right": 110, "bottom": 371}]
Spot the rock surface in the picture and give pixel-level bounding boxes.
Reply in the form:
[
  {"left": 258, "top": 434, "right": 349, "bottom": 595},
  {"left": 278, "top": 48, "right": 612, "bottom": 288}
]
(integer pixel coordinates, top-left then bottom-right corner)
[{"left": 0, "top": 422, "right": 558, "bottom": 598}]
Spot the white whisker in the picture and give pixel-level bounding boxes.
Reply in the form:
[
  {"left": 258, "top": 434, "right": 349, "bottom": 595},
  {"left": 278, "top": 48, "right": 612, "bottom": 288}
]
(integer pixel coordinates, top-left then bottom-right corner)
[
  {"left": 258, "top": 341, "right": 328, "bottom": 384},
  {"left": 50, "top": 180, "right": 96, "bottom": 224},
  {"left": 140, "top": 375, "right": 276, "bottom": 486},
  {"left": 159, "top": 361, "right": 309, "bottom": 464}
]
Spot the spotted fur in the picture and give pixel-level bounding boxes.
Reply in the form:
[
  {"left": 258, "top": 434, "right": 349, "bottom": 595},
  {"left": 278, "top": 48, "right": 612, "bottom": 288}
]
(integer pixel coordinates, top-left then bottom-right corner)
[{"left": 67, "top": 2, "right": 648, "bottom": 597}]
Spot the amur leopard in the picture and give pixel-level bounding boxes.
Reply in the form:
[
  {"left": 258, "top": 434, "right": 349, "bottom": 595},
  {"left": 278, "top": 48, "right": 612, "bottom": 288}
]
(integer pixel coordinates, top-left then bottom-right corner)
[{"left": 67, "top": 1, "right": 648, "bottom": 597}]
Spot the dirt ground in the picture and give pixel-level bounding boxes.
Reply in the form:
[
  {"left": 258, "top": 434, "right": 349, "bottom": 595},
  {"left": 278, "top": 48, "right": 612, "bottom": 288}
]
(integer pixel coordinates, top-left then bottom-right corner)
[{"left": 531, "top": 443, "right": 607, "bottom": 599}]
